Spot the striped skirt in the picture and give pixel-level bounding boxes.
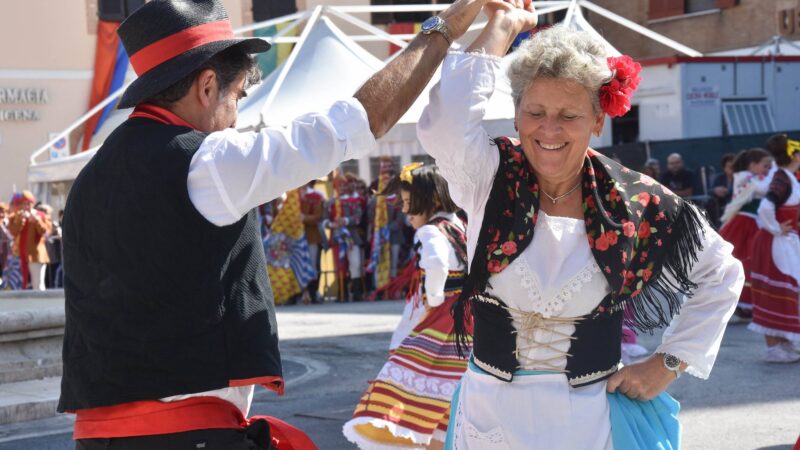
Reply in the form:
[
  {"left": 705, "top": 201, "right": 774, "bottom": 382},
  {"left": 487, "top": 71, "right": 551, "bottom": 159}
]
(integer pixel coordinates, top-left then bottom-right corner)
[{"left": 344, "top": 295, "right": 472, "bottom": 449}]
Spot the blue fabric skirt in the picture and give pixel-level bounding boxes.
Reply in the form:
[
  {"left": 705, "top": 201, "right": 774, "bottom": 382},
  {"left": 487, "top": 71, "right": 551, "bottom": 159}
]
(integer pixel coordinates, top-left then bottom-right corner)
[{"left": 445, "top": 360, "right": 681, "bottom": 449}]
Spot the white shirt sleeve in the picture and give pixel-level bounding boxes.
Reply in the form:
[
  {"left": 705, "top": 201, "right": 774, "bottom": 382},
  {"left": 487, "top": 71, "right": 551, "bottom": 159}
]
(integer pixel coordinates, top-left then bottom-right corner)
[
  {"left": 188, "top": 98, "right": 377, "bottom": 226},
  {"left": 417, "top": 52, "right": 502, "bottom": 215},
  {"left": 655, "top": 211, "right": 745, "bottom": 379},
  {"left": 416, "top": 224, "right": 452, "bottom": 308},
  {"left": 753, "top": 173, "right": 772, "bottom": 197},
  {"left": 758, "top": 198, "right": 783, "bottom": 235}
]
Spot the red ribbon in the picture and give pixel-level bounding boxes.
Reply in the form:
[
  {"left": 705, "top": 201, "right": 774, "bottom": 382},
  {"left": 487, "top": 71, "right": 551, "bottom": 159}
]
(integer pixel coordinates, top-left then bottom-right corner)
[{"left": 129, "top": 20, "right": 234, "bottom": 76}]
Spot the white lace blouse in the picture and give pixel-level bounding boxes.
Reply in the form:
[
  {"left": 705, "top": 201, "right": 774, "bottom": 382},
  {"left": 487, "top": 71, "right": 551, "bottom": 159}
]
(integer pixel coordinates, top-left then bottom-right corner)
[{"left": 417, "top": 51, "right": 745, "bottom": 380}]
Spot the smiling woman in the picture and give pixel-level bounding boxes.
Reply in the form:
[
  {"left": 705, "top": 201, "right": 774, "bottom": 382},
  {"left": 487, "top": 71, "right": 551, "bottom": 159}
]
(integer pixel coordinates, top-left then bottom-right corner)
[{"left": 416, "top": 18, "right": 744, "bottom": 450}]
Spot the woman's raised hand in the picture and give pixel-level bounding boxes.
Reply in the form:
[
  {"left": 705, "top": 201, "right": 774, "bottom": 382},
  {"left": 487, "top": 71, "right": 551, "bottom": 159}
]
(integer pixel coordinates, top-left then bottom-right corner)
[
  {"left": 484, "top": 0, "right": 538, "bottom": 34},
  {"left": 437, "top": 0, "right": 494, "bottom": 41},
  {"left": 466, "top": 0, "right": 538, "bottom": 56}
]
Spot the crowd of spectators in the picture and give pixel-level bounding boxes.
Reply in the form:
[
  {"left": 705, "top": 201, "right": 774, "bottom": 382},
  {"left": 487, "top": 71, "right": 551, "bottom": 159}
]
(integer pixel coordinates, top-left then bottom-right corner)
[
  {"left": 257, "top": 172, "right": 416, "bottom": 304},
  {"left": 0, "top": 191, "right": 63, "bottom": 291},
  {"left": 0, "top": 151, "right": 750, "bottom": 295},
  {"left": 641, "top": 152, "right": 753, "bottom": 228}
]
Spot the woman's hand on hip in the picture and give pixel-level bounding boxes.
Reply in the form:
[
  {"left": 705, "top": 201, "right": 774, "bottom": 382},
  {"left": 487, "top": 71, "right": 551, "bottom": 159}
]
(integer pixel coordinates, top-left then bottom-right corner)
[{"left": 606, "top": 354, "right": 679, "bottom": 401}]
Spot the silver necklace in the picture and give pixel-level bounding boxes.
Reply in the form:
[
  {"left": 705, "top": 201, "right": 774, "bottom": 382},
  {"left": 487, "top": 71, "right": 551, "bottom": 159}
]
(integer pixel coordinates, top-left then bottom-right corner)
[{"left": 541, "top": 181, "right": 582, "bottom": 204}]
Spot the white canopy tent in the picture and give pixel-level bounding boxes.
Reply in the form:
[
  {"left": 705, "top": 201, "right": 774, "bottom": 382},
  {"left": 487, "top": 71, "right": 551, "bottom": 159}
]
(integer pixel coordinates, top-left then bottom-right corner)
[
  {"left": 711, "top": 35, "right": 800, "bottom": 56},
  {"left": 27, "top": 1, "right": 703, "bottom": 202},
  {"left": 236, "top": 16, "right": 384, "bottom": 130}
]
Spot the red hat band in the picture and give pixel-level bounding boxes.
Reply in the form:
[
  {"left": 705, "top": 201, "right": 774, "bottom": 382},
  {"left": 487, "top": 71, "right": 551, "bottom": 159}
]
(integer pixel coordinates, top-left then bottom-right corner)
[{"left": 129, "top": 20, "right": 234, "bottom": 76}]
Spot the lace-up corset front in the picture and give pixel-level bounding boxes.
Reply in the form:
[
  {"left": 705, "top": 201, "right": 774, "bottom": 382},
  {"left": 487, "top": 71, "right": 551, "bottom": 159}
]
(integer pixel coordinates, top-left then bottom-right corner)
[{"left": 487, "top": 211, "right": 611, "bottom": 372}]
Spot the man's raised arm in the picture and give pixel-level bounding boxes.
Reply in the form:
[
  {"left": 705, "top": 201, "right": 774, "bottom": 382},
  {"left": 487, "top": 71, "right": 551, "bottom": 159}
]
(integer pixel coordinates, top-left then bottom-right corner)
[{"left": 355, "top": 0, "right": 492, "bottom": 138}]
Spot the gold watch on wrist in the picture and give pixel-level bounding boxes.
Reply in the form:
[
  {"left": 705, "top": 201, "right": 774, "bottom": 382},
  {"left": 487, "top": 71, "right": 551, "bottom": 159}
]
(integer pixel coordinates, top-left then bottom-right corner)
[{"left": 420, "top": 16, "right": 452, "bottom": 45}]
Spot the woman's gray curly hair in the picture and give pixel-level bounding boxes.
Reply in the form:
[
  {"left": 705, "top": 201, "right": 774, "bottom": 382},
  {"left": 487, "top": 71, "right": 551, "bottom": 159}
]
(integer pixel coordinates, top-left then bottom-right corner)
[{"left": 508, "top": 25, "right": 613, "bottom": 114}]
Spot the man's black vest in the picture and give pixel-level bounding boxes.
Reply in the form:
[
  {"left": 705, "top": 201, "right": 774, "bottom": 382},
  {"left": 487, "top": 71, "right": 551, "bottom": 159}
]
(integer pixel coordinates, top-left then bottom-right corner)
[{"left": 58, "top": 118, "right": 282, "bottom": 411}]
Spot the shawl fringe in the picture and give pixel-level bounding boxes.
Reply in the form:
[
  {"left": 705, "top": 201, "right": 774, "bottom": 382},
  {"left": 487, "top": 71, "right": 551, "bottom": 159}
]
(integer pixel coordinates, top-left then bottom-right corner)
[{"left": 617, "top": 202, "right": 706, "bottom": 332}]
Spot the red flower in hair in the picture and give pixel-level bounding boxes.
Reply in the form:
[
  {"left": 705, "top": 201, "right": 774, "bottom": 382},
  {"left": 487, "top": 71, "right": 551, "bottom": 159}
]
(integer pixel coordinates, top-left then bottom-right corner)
[{"left": 599, "top": 55, "right": 642, "bottom": 118}]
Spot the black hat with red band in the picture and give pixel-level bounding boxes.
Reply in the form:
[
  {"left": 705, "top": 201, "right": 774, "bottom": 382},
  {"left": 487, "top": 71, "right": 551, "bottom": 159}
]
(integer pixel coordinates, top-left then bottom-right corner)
[{"left": 117, "top": 0, "right": 270, "bottom": 109}]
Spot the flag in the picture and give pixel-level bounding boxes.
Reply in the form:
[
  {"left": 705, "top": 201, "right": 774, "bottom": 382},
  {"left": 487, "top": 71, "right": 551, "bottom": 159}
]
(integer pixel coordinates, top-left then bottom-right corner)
[
  {"left": 254, "top": 23, "right": 297, "bottom": 78},
  {"left": 368, "top": 158, "right": 394, "bottom": 291},
  {"left": 266, "top": 189, "right": 315, "bottom": 304},
  {"left": 82, "top": 20, "right": 129, "bottom": 151},
  {"left": 252, "top": 0, "right": 298, "bottom": 78}
]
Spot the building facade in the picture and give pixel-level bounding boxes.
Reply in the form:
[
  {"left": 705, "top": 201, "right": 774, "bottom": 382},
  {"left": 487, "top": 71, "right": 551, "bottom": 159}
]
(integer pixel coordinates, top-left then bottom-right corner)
[
  {"left": 0, "top": 0, "right": 258, "bottom": 206},
  {"left": 587, "top": 0, "right": 800, "bottom": 58}
]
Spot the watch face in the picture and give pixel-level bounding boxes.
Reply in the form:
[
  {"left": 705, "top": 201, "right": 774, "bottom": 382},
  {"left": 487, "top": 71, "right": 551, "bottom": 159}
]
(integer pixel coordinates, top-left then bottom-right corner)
[
  {"left": 664, "top": 354, "right": 681, "bottom": 369},
  {"left": 421, "top": 16, "right": 440, "bottom": 32}
]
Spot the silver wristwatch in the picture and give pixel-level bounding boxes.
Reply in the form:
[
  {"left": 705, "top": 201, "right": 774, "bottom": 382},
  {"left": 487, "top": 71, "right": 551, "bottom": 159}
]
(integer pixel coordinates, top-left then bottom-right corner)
[
  {"left": 662, "top": 353, "right": 683, "bottom": 378},
  {"left": 420, "top": 16, "right": 452, "bottom": 45}
]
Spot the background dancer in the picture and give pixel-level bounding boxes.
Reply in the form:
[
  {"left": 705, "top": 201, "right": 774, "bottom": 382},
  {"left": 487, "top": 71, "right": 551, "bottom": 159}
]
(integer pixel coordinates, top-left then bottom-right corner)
[
  {"left": 6, "top": 190, "right": 51, "bottom": 291},
  {"left": 57, "top": 0, "right": 499, "bottom": 448},
  {"left": 418, "top": 5, "right": 743, "bottom": 448},
  {"left": 719, "top": 147, "right": 773, "bottom": 322},
  {"left": 344, "top": 163, "right": 470, "bottom": 450},
  {"left": 748, "top": 134, "right": 800, "bottom": 363},
  {"left": 301, "top": 180, "right": 326, "bottom": 304}
]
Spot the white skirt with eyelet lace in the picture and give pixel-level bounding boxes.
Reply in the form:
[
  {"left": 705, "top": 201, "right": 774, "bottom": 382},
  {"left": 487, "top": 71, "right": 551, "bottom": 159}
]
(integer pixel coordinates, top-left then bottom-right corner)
[{"left": 448, "top": 367, "right": 613, "bottom": 450}]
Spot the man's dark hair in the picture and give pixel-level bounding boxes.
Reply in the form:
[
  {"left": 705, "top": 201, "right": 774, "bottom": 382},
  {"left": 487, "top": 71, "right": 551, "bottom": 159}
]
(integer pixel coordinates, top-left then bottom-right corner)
[
  {"left": 145, "top": 44, "right": 261, "bottom": 106},
  {"left": 383, "top": 165, "right": 459, "bottom": 216},
  {"left": 767, "top": 133, "right": 790, "bottom": 166}
]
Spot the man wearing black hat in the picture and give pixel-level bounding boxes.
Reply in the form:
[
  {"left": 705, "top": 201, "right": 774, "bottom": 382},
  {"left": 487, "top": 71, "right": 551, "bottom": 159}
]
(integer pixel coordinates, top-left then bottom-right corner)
[{"left": 58, "top": 0, "right": 529, "bottom": 448}]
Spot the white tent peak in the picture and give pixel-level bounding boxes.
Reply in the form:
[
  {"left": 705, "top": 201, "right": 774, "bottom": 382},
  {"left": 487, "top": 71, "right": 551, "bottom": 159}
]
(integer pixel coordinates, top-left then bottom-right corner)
[
  {"left": 711, "top": 35, "right": 800, "bottom": 56},
  {"left": 238, "top": 14, "right": 384, "bottom": 130}
]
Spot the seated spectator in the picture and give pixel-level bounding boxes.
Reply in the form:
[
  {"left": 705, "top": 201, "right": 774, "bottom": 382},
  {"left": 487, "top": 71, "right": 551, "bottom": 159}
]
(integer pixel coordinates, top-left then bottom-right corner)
[
  {"left": 660, "top": 153, "right": 695, "bottom": 198},
  {"left": 711, "top": 153, "right": 736, "bottom": 214},
  {"left": 641, "top": 158, "right": 660, "bottom": 179}
]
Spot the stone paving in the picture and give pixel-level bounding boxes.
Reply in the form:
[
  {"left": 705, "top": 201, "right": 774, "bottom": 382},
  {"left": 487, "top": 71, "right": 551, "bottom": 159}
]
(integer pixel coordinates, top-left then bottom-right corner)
[{"left": 0, "top": 298, "right": 797, "bottom": 449}]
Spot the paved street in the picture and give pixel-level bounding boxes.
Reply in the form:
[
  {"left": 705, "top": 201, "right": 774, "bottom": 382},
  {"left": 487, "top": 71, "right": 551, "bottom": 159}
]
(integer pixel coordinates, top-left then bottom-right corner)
[{"left": 0, "top": 300, "right": 797, "bottom": 449}]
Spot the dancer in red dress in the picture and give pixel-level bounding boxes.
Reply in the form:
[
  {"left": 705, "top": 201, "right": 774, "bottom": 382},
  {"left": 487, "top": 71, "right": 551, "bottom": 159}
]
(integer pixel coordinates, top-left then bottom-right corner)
[
  {"left": 748, "top": 134, "right": 800, "bottom": 363},
  {"left": 719, "top": 148, "right": 773, "bottom": 320}
]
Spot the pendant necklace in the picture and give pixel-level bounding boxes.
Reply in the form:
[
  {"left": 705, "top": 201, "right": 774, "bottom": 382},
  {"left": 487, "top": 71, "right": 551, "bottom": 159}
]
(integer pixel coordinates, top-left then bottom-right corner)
[{"left": 541, "top": 181, "right": 582, "bottom": 204}]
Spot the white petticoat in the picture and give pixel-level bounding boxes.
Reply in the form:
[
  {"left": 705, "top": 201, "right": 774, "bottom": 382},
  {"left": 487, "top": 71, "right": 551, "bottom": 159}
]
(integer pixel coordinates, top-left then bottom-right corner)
[{"left": 449, "top": 368, "right": 613, "bottom": 449}]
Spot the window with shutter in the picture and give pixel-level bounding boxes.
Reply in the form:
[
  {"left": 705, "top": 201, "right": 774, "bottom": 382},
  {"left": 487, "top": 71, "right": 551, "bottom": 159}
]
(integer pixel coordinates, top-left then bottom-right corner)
[
  {"left": 722, "top": 100, "right": 776, "bottom": 136},
  {"left": 685, "top": 0, "right": 717, "bottom": 13},
  {"left": 715, "top": 0, "right": 738, "bottom": 9},
  {"left": 252, "top": 0, "right": 297, "bottom": 22},
  {"left": 649, "top": 0, "right": 685, "bottom": 20}
]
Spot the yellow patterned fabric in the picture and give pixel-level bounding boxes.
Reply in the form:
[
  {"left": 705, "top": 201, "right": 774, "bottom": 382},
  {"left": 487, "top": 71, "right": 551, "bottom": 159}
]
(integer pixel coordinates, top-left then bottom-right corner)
[
  {"left": 371, "top": 168, "right": 391, "bottom": 290},
  {"left": 267, "top": 190, "right": 303, "bottom": 304}
]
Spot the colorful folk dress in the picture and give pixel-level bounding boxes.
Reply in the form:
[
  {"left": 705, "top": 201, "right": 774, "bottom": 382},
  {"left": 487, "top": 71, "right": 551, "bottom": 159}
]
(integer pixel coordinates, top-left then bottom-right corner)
[
  {"left": 417, "top": 52, "right": 743, "bottom": 450},
  {"left": 344, "top": 212, "right": 472, "bottom": 449},
  {"left": 748, "top": 168, "right": 800, "bottom": 341},
  {"left": 719, "top": 170, "right": 772, "bottom": 310}
]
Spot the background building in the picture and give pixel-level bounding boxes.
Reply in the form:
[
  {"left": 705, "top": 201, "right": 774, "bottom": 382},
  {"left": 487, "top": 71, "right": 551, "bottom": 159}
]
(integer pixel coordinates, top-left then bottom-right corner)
[
  {"left": 5, "top": 0, "right": 800, "bottom": 205},
  {"left": 0, "top": 0, "right": 261, "bottom": 205},
  {"left": 587, "top": 0, "right": 800, "bottom": 57}
]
